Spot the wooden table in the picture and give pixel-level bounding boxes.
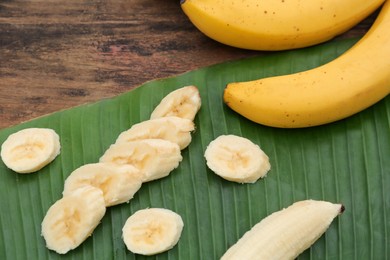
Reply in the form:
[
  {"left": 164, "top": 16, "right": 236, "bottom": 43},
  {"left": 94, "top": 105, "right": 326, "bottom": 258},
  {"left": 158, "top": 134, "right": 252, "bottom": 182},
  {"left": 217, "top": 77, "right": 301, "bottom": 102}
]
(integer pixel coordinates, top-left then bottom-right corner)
[{"left": 0, "top": 0, "right": 379, "bottom": 129}]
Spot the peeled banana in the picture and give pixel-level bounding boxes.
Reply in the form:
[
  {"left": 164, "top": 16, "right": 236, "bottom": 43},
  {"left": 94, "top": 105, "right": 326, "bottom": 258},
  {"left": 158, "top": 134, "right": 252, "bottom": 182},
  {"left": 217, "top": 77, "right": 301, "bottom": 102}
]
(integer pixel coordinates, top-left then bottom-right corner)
[
  {"left": 181, "top": 0, "right": 384, "bottom": 51},
  {"left": 224, "top": 1, "right": 390, "bottom": 128},
  {"left": 100, "top": 139, "right": 182, "bottom": 182},
  {"left": 122, "top": 208, "right": 184, "bottom": 256},
  {"left": 63, "top": 163, "right": 143, "bottom": 207},
  {"left": 1, "top": 128, "right": 60, "bottom": 173},
  {"left": 41, "top": 186, "right": 106, "bottom": 254},
  {"left": 150, "top": 85, "right": 201, "bottom": 121},
  {"left": 116, "top": 116, "right": 194, "bottom": 150},
  {"left": 204, "top": 135, "right": 270, "bottom": 183},
  {"left": 221, "top": 200, "right": 344, "bottom": 259}
]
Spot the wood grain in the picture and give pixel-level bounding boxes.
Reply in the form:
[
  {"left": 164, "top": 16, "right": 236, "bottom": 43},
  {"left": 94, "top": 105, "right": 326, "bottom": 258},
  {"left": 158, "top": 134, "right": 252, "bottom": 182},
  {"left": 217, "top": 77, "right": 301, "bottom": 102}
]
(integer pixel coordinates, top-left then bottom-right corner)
[{"left": 0, "top": 0, "right": 378, "bottom": 129}]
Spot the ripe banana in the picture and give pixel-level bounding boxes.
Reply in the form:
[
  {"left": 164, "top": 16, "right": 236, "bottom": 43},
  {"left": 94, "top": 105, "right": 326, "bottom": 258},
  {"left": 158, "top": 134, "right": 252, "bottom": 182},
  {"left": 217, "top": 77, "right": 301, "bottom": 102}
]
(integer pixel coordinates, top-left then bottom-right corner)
[
  {"left": 181, "top": 0, "right": 384, "bottom": 51},
  {"left": 116, "top": 116, "right": 194, "bottom": 150},
  {"left": 122, "top": 208, "right": 184, "bottom": 256},
  {"left": 41, "top": 186, "right": 106, "bottom": 254},
  {"left": 221, "top": 200, "right": 344, "bottom": 259},
  {"left": 1, "top": 128, "right": 60, "bottom": 173},
  {"left": 224, "top": 1, "right": 390, "bottom": 128},
  {"left": 100, "top": 139, "right": 182, "bottom": 182},
  {"left": 63, "top": 163, "right": 143, "bottom": 207},
  {"left": 204, "top": 135, "right": 270, "bottom": 183},
  {"left": 150, "top": 85, "right": 201, "bottom": 121}
]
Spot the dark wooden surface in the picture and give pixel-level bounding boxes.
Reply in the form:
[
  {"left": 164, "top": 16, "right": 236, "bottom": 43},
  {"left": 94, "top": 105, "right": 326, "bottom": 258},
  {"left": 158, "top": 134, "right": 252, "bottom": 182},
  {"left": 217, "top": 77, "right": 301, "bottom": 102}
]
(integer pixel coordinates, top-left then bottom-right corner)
[{"left": 0, "top": 0, "right": 379, "bottom": 129}]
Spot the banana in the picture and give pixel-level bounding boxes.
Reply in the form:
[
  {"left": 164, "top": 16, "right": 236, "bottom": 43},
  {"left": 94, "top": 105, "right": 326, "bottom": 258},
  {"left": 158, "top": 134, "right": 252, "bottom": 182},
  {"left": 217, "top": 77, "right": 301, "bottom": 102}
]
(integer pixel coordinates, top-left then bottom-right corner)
[
  {"left": 41, "top": 185, "right": 106, "bottom": 254},
  {"left": 116, "top": 116, "right": 194, "bottom": 150},
  {"left": 204, "top": 135, "right": 270, "bottom": 183},
  {"left": 122, "top": 208, "right": 184, "bottom": 256},
  {"left": 224, "top": 1, "right": 390, "bottom": 128},
  {"left": 221, "top": 200, "right": 344, "bottom": 260},
  {"left": 100, "top": 139, "right": 182, "bottom": 182},
  {"left": 62, "top": 163, "right": 143, "bottom": 207},
  {"left": 181, "top": 0, "right": 384, "bottom": 51},
  {"left": 1, "top": 128, "right": 61, "bottom": 173},
  {"left": 150, "top": 86, "right": 201, "bottom": 121}
]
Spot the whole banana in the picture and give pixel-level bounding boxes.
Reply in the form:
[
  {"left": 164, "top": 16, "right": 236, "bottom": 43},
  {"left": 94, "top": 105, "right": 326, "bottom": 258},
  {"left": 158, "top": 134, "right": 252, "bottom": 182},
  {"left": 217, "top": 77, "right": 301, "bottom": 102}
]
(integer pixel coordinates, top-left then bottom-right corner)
[
  {"left": 224, "top": 1, "right": 390, "bottom": 128},
  {"left": 181, "top": 0, "right": 384, "bottom": 51}
]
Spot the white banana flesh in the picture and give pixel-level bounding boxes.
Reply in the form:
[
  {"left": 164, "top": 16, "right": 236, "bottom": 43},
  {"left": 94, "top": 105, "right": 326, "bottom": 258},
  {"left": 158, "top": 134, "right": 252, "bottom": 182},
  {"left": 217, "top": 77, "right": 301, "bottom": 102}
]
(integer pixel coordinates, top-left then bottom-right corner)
[
  {"left": 150, "top": 86, "right": 201, "bottom": 121},
  {"left": 100, "top": 139, "right": 182, "bottom": 182},
  {"left": 116, "top": 116, "right": 194, "bottom": 150},
  {"left": 122, "top": 208, "right": 184, "bottom": 256},
  {"left": 1, "top": 128, "right": 60, "bottom": 173},
  {"left": 41, "top": 186, "right": 106, "bottom": 254},
  {"left": 62, "top": 163, "right": 143, "bottom": 207},
  {"left": 221, "top": 200, "right": 344, "bottom": 260},
  {"left": 204, "top": 135, "right": 270, "bottom": 183}
]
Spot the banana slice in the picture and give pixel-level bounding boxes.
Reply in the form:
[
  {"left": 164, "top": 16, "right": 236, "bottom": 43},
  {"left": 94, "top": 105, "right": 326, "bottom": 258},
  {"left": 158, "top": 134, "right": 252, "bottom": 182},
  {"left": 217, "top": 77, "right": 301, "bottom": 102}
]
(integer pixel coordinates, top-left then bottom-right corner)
[
  {"left": 100, "top": 139, "right": 182, "bottom": 182},
  {"left": 204, "top": 135, "right": 270, "bottom": 183},
  {"left": 221, "top": 200, "right": 344, "bottom": 259},
  {"left": 63, "top": 163, "right": 143, "bottom": 207},
  {"left": 116, "top": 116, "right": 194, "bottom": 150},
  {"left": 1, "top": 128, "right": 61, "bottom": 174},
  {"left": 122, "top": 208, "right": 184, "bottom": 256},
  {"left": 150, "top": 86, "right": 201, "bottom": 121},
  {"left": 41, "top": 186, "right": 106, "bottom": 254}
]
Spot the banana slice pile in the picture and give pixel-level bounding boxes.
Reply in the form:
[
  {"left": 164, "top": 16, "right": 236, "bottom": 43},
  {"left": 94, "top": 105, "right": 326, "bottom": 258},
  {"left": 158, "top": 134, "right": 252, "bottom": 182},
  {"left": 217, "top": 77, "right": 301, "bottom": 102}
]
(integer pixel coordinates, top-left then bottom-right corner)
[
  {"left": 1, "top": 128, "right": 61, "bottom": 174},
  {"left": 41, "top": 85, "right": 201, "bottom": 255}
]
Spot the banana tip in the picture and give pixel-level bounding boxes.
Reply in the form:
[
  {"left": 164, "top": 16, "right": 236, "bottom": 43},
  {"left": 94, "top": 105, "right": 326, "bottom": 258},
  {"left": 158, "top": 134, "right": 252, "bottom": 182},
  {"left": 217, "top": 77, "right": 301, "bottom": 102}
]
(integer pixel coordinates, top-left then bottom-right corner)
[{"left": 340, "top": 204, "right": 345, "bottom": 214}]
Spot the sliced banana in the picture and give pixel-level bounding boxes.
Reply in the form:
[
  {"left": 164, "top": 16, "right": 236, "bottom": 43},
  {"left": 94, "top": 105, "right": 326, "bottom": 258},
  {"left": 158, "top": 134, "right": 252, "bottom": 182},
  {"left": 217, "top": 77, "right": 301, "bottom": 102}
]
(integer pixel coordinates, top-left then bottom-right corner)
[
  {"left": 1, "top": 128, "right": 61, "bottom": 174},
  {"left": 116, "top": 116, "right": 194, "bottom": 150},
  {"left": 63, "top": 163, "right": 143, "bottom": 207},
  {"left": 100, "top": 139, "right": 182, "bottom": 182},
  {"left": 221, "top": 200, "right": 344, "bottom": 259},
  {"left": 150, "top": 85, "right": 201, "bottom": 121},
  {"left": 204, "top": 135, "right": 270, "bottom": 183},
  {"left": 122, "top": 208, "right": 184, "bottom": 256},
  {"left": 41, "top": 185, "right": 106, "bottom": 254}
]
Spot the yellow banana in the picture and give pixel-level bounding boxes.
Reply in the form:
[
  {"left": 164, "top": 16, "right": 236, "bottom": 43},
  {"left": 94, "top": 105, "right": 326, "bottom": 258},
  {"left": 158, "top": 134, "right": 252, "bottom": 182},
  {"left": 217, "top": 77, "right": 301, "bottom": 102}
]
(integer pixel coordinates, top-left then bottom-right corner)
[
  {"left": 181, "top": 0, "right": 384, "bottom": 51},
  {"left": 223, "top": 1, "right": 390, "bottom": 128}
]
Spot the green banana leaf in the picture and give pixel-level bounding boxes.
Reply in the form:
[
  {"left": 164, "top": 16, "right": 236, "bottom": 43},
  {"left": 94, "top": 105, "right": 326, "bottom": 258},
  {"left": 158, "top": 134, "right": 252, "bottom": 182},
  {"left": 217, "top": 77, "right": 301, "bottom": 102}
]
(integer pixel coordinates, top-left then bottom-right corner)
[{"left": 0, "top": 38, "right": 389, "bottom": 260}]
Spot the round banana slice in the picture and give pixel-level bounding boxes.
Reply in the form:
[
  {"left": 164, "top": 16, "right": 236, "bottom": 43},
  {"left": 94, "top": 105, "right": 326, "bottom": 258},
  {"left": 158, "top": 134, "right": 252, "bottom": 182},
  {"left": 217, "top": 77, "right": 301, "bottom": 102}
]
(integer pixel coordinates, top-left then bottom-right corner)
[
  {"left": 63, "top": 163, "right": 143, "bottom": 207},
  {"left": 122, "top": 208, "right": 184, "bottom": 256},
  {"left": 41, "top": 186, "right": 106, "bottom": 254},
  {"left": 1, "top": 128, "right": 61, "bottom": 173},
  {"left": 150, "top": 85, "right": 201, "bottom": 121},
  {"left": 204, "top": 135, "right": 271, "bottom": 183},
  {"left": 116, "top": 116, "right": 195, "bottom": 150},
  {"left": 100, "top": 139, "right": 182, "bottom": 183}
]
